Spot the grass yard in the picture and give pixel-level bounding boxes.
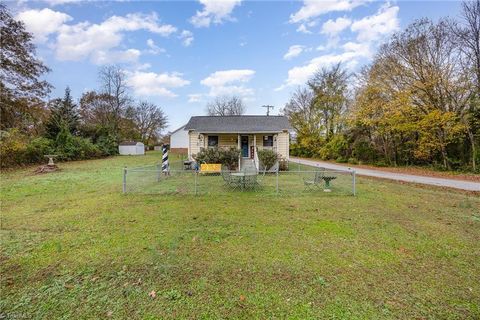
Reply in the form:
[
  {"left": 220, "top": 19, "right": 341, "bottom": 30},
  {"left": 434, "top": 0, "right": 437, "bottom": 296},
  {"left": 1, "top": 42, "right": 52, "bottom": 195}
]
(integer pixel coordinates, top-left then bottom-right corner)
[{"left": 1, "top": 152, "right": 479, "bottom": 319}]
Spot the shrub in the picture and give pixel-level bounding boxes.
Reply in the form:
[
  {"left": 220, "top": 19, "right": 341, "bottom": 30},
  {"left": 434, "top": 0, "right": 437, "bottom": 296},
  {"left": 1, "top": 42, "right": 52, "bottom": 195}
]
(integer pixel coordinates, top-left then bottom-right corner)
[
  {"left": 347, "top": 157, "right": 358, "bottom": 165},
  {"left": 278, "top": 159, "right": 289, "bottom": 171},
  {"left": 0, "top": 129, "right": 28, "bottom": 168},
  {"left": 25, "top": 137, "right": 55, "bottom": 163},
  {"left": 257, "top": 149, "right": 278, "bottom": 171},
  {"left": 318, "top": 135, "right": 348, "bottom": 160},
  {"left": 194, "top": 147, "right": 241, "bottom": 170},
  {"left": 96, "top": 135, "right": 118, "bottom": 156},
  {"left": 55, "top": 126, "right": 101, "bottom": 160}
]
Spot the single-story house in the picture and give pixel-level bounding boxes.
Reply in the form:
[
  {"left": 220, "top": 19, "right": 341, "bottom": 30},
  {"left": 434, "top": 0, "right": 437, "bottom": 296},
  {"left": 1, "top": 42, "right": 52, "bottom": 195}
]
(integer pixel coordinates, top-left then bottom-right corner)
[
  {"left": 169, "top": 124, "right": 188, "bottom": 153},
  {"left": 118, "top": 141, "right": 145, "bottom": 155},
  {"left": 184, "top": 115, "right": 292, "bottom": 169}
]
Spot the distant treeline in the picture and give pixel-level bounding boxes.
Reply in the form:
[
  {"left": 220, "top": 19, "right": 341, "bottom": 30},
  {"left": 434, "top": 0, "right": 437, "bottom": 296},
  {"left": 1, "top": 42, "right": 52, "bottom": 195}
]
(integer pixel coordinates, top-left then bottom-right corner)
[
  {"left": 284, "top": 1, "right": 479, "bottom": 172},
  {"left": 0, "top": 5, "right": 167, "bottom": 168}
]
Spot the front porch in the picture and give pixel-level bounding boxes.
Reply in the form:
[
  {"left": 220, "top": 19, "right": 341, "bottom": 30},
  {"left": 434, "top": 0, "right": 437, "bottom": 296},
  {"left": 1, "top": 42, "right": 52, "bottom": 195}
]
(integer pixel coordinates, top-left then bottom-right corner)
[{"left": 198, "top": 133, "right": 279, "bottom": 170}]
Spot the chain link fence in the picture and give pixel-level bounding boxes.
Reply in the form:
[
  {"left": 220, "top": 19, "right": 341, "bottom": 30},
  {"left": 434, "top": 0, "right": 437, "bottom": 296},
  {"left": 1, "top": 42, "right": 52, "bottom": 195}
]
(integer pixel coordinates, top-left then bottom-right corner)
[{"left": 123, "top": 162, "right": 356, "bottom": 196}]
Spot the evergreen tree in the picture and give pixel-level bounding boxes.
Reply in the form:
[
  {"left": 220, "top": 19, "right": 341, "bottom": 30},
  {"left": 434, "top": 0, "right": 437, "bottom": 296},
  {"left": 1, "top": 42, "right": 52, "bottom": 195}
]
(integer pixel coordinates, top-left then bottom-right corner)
[{"left": 45, "top": 87, "right": 79, "bottom": 139}]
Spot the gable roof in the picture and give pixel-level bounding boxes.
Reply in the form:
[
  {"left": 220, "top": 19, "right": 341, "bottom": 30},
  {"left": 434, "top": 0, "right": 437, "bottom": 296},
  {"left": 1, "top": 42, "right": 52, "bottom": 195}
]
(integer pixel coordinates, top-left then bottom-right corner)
[
  {"left": 169, "top": 124, "right": 186, "bottom": 135},
  {"left": 184, "top": 115, "right": 291, "bottom": 133}
]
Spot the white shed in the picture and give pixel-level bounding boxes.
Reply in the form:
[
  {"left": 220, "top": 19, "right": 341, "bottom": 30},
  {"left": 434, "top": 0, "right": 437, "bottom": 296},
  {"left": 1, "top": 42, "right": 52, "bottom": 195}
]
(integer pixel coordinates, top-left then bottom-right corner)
[
  {"left": 118, "top": 141, "right": 145, "bottom": 155},
  {"left": 169, "top": 125, "right": 188, "bottom": 153}
]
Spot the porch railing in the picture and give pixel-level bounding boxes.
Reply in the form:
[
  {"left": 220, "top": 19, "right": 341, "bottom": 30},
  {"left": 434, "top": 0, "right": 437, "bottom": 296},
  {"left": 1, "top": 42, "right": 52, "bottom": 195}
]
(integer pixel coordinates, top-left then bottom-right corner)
[{"left": 254, "top": 146, "right": 260, "bottom": 172}]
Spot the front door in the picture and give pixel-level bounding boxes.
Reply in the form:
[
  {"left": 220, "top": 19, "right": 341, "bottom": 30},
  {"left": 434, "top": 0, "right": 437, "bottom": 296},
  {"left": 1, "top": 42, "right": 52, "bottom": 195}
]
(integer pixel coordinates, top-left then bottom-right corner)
[{"left": 241, "top": 135, "right": 249, "bottom": 157}]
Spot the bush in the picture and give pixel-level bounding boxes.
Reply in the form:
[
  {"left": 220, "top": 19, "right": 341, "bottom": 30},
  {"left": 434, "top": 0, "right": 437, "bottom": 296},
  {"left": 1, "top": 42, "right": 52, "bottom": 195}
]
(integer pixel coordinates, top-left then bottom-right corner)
[
  {"left": 0, "top": 129, "right": 28, "bottom": 168},
  {"left": 55, "top": 126, "right": 101, "bottom": 160},
  {"left": 347, "top": 157, "right": 358, "bottom": 165},
  {"left": 318, "top": 135, "right": 348, "bottom": 160},
  {"left": 257, "top": 149, "right": 278, "bottom": 171},
  {"left": 194, "top": 147, "right": 241, "bottom": 170},
  {"left": 25, "top": 137, "right": 55, "bottom": 163},
  {"left": 96, "top": 135, "right": 118, "bottom": 156}
]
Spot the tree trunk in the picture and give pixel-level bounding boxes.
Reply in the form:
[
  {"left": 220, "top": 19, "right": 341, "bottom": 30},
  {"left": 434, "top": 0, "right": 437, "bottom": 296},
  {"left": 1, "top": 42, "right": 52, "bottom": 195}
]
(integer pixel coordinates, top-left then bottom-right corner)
[{"left": 467, "top": 129, "right": 476, "bottom": 171}]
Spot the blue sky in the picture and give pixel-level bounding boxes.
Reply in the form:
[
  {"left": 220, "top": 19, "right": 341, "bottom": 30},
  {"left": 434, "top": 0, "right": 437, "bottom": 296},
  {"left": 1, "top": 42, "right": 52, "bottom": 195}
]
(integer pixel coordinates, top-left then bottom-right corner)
[{"left": 9, "top": 0, "right": 463, "bottom": 131}]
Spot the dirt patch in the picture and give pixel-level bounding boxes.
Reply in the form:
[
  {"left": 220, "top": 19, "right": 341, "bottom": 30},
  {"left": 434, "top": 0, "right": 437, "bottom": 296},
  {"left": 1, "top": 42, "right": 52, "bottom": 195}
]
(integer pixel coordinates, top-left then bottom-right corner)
[{"left": 34, "top": 165, "right": 60, "bottom": 174}]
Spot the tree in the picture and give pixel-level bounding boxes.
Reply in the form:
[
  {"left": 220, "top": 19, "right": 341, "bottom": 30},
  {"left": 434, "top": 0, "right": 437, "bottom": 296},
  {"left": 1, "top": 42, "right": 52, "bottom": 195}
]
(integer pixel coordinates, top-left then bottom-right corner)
[
  {"left": 282, "top": 87, "right": 324, "bottom": 154},
  {"left": 307, "top": 63, "right": 349, "bottom": 141},
  {"left": 132, "top": 101, "right": 168, "bottom": 145},
  {"left": 451, "top": 0, "right": 480, "bottom": 170},
  {"left": 45, "top": 87, "right": 79, "bottom": 139},
  {"left": 97, "top": 65, "right": 132, "bottom": 139},
  {"left": 372, "top": 19, "right": 472, "bottom": 169},
  {"left": 0, "top": 4, "right": 52, "bottom": 130},
  {"left": 206, "top": 95, "right": 245, "bottom": 116}
]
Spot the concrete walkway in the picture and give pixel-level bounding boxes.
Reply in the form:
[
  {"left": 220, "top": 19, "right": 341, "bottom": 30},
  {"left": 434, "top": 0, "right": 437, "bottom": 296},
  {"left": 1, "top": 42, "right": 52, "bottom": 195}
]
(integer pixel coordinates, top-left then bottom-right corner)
[{"left": 290, "top": 157, "right": 480, "bottom": 192}]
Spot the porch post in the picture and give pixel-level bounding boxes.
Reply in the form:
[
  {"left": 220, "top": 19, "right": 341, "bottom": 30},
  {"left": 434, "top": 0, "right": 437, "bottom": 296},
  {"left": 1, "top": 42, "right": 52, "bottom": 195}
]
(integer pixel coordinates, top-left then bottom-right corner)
[
  {"left": 238, "top": 134, "right": 241, "bottom": 170},
  {"left": 253, "top": 135, "right": 256, "bottom": 152}
]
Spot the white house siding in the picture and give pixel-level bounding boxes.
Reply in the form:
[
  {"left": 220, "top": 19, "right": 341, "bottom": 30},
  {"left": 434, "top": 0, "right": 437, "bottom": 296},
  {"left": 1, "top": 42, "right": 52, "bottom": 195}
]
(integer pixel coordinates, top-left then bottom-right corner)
[{"left": 170, "top": 126, "right": 189, "bottom": 152}]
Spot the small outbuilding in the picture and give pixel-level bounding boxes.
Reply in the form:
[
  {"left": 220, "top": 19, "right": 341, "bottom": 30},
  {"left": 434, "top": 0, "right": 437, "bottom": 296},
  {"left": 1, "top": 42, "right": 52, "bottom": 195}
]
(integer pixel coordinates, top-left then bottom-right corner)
[{"left": 118, "top": 141, "right": 145, "bottom": 155}]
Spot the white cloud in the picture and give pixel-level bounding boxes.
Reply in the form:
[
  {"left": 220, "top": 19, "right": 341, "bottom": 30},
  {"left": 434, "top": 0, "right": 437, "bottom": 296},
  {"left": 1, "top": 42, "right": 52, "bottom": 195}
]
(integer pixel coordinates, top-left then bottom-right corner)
[
  {"left": 283, "top": 45, "right": 306, "bottom": 60},
  {"left": 190, "top": 0, "right": 242, "bottom": 28},
  {"left": 321, "top": 17, "right": 352, "bottom": 36},
  {"left": 16, "top": 8, "right": 72, "bottom": 43},
  {"left": 43, "top": 0, "right": 81, "bottom": 5},
  {"left": 54, "top": 12, "right": 176, "bottom": 63},
  {"left": 351, "top": 3, "right": 399, "bottom": 42},
  {"left": 92, "top": 49, "right": 141, "bottom": 65},
  {"left": 179, "top": 30, "right": 194, "bottom": 46},
  {"left": 127, "top": 71, "right": 190, "bottom": 97},
  {"left": 146, "top": 39, "right": 166, "bottom": 55},
  {"left": 276, "top": 45, "right": 370, "bottom": 90},
  {"left": 290, "top": 0, "right": 367, "bottom": 23},
  {"left": 296, "top": 23, "right": 312, "bottom": 34},
  {"left": 188, "top": 93, "right": 203, "bottom": 103},
  {"left": 279, "top": 3, "right": 399, "bottom": 90},
  {"left": 200, "top": 69, "right": 255, "bottom": 97}
]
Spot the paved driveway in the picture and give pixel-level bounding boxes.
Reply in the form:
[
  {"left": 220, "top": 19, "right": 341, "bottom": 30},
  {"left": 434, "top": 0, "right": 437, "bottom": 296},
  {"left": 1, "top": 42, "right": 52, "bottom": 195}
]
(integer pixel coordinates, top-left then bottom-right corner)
[{"left": 290, "top": 157, "right": 480, "bottom": 192}]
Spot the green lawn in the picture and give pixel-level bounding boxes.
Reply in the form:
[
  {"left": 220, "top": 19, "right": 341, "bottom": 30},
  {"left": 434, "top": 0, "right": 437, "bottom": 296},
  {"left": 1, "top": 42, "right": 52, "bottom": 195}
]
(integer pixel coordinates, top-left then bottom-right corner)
[{"left": 1, "top": 152, "right": 479, "bottom": 319}]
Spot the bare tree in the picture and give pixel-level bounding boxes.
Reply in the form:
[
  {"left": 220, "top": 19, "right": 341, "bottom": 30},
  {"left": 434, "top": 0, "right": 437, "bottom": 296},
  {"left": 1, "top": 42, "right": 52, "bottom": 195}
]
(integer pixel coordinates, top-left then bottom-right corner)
[
  {"left": 454, "top": 0, "right": 480, "bottom": 92},
  {"left": 206, "top": 95, "right": 245, "bottom": 116},
  {"left": 97, "top": 65, "right": 132, "bottom": 138},
  {"left": 133, "top": 101, "right": 168, "bottom": 144}
]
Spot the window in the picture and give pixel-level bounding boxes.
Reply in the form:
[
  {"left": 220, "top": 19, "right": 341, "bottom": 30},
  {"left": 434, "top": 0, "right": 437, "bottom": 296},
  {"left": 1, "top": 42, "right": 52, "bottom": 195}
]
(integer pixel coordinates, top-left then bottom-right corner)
[
  {"left": 263, "top": 135, "right": 273, "bottom": 147},
  {"left": 208, "top": 135, "right": 218, "bottom": 147}
]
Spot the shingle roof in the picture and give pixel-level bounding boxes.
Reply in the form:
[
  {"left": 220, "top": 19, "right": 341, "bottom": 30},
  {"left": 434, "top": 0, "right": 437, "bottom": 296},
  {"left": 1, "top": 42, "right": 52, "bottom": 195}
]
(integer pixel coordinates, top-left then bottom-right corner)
[
  {"left": 184, "top": 115, "right": 292, "bottom": 133},
  {"left": 119, "top": 141, "right": 142, "bottom": 146}
]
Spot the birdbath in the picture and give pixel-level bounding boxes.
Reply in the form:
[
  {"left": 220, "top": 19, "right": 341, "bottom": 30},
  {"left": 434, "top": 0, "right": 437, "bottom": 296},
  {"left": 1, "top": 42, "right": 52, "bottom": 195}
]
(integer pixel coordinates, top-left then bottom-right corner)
[
  {"left": 322, "top": 175, "right": 337, "bottom": 192},
  {"left": 44, "top": 155, "right": 58, "bottom": 166}
]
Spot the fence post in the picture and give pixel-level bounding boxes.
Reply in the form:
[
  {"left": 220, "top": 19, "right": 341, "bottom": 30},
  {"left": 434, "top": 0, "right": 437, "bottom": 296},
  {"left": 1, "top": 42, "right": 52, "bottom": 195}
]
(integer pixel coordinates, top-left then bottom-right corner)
[
  {"left": 156, "top": 162, "right": 161, "bottom": 182},
  {"left": 123, "top": 166, "right": 127, "bottom": 194},
  {"left": 352, "top": 170, "right": 356, "bottom": 196},
  {"left": 276, "top": 169, "right": 279, "bottom": 195},
  {"left": 194, "top": 171, "right": 197, "bottom": 196}
]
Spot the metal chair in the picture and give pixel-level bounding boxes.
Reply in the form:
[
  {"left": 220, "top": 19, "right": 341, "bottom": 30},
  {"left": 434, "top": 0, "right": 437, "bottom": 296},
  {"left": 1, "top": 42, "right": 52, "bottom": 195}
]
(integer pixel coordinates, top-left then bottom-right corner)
[{"left": 303, "top": 171, "right": 324, "bottom": 190}]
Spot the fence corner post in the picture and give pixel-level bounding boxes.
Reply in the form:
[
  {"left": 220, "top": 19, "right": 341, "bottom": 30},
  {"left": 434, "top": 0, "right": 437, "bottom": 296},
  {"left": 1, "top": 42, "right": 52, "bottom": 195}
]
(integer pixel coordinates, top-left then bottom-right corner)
[
  {"left": 123, "top": 166, "right": 127, "bottom": 194},
  {"left": 352, "top": 170, "right": 356, "bottom": 196},
  {"left": 276, "top": 169, "right": 279, "bottom": 195},
  {"left": 194, "top": 171, "right": 198, "bottom": 196}
]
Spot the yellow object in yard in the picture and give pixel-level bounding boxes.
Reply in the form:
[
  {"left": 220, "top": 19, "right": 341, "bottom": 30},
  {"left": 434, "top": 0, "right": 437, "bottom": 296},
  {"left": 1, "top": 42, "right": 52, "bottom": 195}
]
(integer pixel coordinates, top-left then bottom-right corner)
[{"left": 200, "top": 163, "right": 222, "bottom": 172}]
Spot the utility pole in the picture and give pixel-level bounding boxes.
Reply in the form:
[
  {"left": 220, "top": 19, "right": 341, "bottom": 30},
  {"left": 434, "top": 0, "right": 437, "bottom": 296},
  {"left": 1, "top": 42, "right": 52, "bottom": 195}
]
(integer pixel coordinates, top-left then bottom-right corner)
[{"left": 261, "top": 105, "right": 274, "bottom": 116}]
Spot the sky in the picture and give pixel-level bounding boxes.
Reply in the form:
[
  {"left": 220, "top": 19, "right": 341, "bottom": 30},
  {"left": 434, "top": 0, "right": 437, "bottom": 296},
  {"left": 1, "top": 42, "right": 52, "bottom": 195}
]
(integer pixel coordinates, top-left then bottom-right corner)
[{"left": 7, "top": 0, "right": 464, "bottom": 131}]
